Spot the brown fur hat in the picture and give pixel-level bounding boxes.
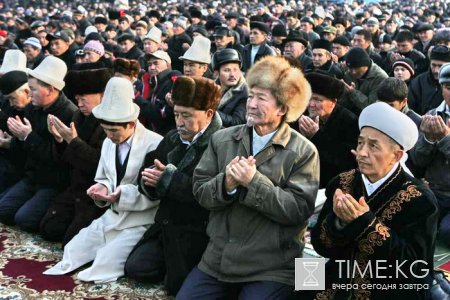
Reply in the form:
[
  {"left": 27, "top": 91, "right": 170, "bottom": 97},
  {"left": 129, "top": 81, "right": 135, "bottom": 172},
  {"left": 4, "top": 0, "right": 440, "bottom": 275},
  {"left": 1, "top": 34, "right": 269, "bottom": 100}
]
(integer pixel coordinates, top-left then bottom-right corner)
[
  {"left": 246, "top": 56, "right": 311, "bottom": 123},
  {"left": 65, "top": 68, "right": 113, "bottom": 96},
  {"left": 172, "top": 76, "right": 221, "bottom": 111},
  {"left": 113, "top": 58, "right": 140, "bottom": 78}
]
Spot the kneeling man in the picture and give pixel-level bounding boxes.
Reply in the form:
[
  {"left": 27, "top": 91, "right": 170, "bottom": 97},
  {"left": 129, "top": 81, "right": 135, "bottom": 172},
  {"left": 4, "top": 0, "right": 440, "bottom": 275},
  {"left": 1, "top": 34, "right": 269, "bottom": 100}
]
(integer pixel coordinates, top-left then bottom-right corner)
[
  {"left": 309, "top": 102, "right": 438, "bottom": 299},
  {"left": 125, "top": 76, "right": 222, "bottom": 296},
  {"left": 178, "top": 56, "right": 319, "bottom": 299},
  {"left": 43, "top": 78, "right": 162, "bottom": 283}
]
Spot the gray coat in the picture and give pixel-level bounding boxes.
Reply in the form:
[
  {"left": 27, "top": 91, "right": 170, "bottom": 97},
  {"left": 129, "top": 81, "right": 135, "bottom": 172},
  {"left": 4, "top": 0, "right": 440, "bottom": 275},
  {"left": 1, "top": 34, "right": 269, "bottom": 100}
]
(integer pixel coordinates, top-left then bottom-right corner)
[
  {"left": 341, "top": 62, "right": 388, "bottom": 115},
  {"left": 193, "top": 123, "right": 320, "bottom": 285},
  {"left": 410, "top": 101, "right": 450, "bottom": 201}
]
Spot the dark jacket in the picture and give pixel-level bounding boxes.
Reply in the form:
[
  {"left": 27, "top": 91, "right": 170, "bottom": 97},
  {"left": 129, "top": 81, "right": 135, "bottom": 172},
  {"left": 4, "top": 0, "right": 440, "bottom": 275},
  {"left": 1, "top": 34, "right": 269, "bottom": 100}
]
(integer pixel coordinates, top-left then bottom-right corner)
[
  {"left": 309, "top": 104, "right": 359, "bottom": 188},
  {"left": 57, "top": 49, "right": 76, "bottom": 70},
  {"left": 410, "top": 101, "right": 450, "bottom": 201},
  {"left": 341, "top": 62, "right": 389, "bottom": 115},
  {"left": 136, "top": 68, "right": 182, "bottom": 136},
  {"left": 119, "top": 44, "right": 144, "bottom": 61},
  {"left": 217, "top": 77, "right": 248, "bottom": 127},
  {"left": 167, "top": 32, "right": 192, "bottom": 72},
  {"left": 402, "top": 104, "right": 422, "bottom": 128},
  {"left": 408, "top": 69, "right": 443, "bottom": 115},
  {"left": 367, "top": 48, "right": 384, "bottom": 68},
  {"left": 242, "top": 42, "right": 276, "bottom": 73},
  {"left": 9, "top": 92, "right": 78, "bottom": 189},
  {"left": 211, "top": 41, "right": 244, "bottom": 57},
  {"left": 29, "top": 52, "right": 46, "bottom": 69},
  {"left": 385, "top": 49, "right": 428, "bottom": 76},
  {"left": 298, "top": 52, "right": 313, "bottom": 72},
  {"left": 76, "top": 18, "right": 92, "bottom": 35},
  {"left": 310, "top": 167, "right": 438, "bottom": 300},
  {"left": 0, "top": 97, "right": 27, "bottom": 189},
  {"left": 313, "top": 60, "right": 344, "bottom": 79},
  {"left": 40, "top": 111, "right": 106, "bottom": 245},
  {"left": 137, "top": 113, "right": 222, "bottom": 295}
]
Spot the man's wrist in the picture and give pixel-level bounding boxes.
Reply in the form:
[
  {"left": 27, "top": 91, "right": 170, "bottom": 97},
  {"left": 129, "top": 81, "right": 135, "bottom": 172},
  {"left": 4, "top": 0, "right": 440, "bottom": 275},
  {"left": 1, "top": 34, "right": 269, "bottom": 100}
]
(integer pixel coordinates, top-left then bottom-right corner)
[{"left": 20, "top": 132, "right": 31, "bottom": 141}]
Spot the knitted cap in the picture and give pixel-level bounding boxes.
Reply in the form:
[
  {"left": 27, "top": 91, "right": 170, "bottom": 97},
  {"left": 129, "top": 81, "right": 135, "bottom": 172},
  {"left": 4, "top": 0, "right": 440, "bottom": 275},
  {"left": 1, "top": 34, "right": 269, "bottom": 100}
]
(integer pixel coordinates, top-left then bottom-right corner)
[
  {"left": 392, "top": 58, "right": 415, "bottom": 77},
  {"left": 83, "top": 40, "right": 105, "bottom": 56},
  {"left": 346, "top": 47, "right": 371, "bottom": 68}
]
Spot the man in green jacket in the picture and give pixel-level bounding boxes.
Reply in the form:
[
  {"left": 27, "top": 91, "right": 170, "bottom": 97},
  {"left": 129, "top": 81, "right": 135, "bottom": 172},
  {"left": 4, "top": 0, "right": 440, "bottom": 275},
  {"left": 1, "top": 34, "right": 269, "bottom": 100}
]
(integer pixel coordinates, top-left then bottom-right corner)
[
  {"left": 177, "top": 56, "right": 320, "bottom": 299},
  {"left": 340, "top": 47, "right": 388, "bottom": 115}
]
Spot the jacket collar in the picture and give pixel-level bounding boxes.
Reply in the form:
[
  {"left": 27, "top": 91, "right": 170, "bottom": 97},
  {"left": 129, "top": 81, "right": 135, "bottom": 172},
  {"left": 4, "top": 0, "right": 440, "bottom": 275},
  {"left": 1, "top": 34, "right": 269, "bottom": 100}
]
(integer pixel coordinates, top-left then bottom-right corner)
[
  {"left": 169, "top": 112, "right": 222, "bottom": 149},
  {"left": 435, "top": 100, "right": 447, "bottom": 112},
  {"left": 34, "top": 92, "right": 70, "bottom": 112},
  {"left": 233, "top": 121, "right": 291, "bottom": 149},
  {"left": 191, "top": 112, "right": 222, "bottom": 148}
]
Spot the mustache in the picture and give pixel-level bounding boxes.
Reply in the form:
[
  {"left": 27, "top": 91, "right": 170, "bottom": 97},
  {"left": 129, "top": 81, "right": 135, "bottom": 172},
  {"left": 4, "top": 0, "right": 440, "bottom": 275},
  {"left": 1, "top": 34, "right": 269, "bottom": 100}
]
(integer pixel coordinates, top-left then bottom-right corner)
[
  {"left": 177, "top": 127, "right": 193, "bottom": 135},
  {"left": 245, "top": 111, "right": 263, "bottom": 127},
  {"left": 351, "top": 149, "right": 370, "bottom": 165}
]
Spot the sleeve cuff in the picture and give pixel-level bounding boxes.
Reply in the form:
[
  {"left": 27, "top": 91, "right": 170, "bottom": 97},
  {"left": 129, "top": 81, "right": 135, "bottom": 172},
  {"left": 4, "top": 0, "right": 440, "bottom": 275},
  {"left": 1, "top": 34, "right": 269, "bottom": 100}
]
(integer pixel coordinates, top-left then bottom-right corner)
[{"left": 155, "top": 163, "right": 177, "bottom": 197}]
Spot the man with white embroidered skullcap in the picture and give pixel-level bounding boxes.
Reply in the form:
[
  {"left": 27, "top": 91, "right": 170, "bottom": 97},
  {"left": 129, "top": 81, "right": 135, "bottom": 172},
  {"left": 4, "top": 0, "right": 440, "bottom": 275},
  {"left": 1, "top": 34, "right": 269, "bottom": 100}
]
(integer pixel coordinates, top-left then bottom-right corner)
[
  {"left": 309, "top": 102, "right": 439, "bottom": 300},
  {"left": 44, "top": 77, "right": 162, "bottom": 283}
]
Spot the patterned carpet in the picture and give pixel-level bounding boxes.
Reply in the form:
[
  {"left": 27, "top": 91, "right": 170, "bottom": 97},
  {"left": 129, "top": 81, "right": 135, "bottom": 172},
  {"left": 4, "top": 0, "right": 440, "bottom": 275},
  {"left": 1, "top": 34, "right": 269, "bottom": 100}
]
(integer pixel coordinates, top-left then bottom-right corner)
[
  {"left": 0, "top": 224, "right": 169, "bottom": 300},
  {"left": 1, "top": 222, "right": 449, "bottom": 299}
]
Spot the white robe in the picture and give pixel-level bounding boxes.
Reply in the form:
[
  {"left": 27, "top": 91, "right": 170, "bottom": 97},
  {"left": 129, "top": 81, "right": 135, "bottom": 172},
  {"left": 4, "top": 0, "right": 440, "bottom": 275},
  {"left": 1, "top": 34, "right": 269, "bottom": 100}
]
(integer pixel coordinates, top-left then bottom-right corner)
[{"left": 44, "top": 122, "right": 162, "bottom": 283}]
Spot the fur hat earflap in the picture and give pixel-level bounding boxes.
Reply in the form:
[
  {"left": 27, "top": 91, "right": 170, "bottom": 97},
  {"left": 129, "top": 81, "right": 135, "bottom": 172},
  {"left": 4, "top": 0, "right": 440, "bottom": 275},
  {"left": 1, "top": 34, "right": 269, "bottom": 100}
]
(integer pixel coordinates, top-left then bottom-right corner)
[
  {"left": 246, "top": 56, "right": 311, "bottom": 123},
  {"left": 172, "top": 76, "right": 221, "bottom": 111},
  {"left": 305, "top": 72, "right": 344, "bottom": 101},
  {"left": 65, "top": 68, "right": 113, "bottom": 96}
]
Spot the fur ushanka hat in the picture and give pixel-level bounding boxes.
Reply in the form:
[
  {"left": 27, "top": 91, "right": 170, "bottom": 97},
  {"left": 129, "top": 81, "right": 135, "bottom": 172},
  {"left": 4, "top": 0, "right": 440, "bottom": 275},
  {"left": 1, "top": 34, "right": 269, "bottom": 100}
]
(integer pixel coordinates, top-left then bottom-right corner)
[
  {"left": 172, "top": 76, "right": 221, "bottom": 111},
  {"left": 65, "top": 68, "right": 113, "bottom": 96},
  {"left": 305, "top": 72, "right": 345, "bottom": 101},
  {"left": 246, "top": 56, "right": 311, "bottom": 123}
]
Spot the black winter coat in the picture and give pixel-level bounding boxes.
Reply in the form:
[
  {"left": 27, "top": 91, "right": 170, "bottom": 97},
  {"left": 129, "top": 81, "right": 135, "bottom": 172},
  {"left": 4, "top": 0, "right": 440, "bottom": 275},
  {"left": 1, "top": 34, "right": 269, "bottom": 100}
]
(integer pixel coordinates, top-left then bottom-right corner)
[
  {"left": 118, "top": 44, "right": 144, "bottom": 61},
  {"left": 57, "top": 49, "right": 76, "bottom": 70},
  {"left": 137, "top": 68, "right": 182, "bottom": 136},
  {"left": 309, "top": 167, "right": 438, "bottom": 300},
  {"left": 40, "top": 111, "right": 107, "bottom": 245},
  {"left": 137, "top": 113, "right": 222, "bottom": 295},
  {"left": 217, "top": 78, "right": 248, "bottom": 127},
  {"left": 242, "top": 42, "right": 276, "bottom": 73},
  {"left": 408, "top": 69, "right": 443, "bottom": 115},
  {"left": 310, "top": 105, "right": 359, "bottom": 188},
  {"left": 9, "top": 93, "right": 77, "bottom": 189},
  {"left": 167, "top": 33, "right": 192, "bottom": 72}
]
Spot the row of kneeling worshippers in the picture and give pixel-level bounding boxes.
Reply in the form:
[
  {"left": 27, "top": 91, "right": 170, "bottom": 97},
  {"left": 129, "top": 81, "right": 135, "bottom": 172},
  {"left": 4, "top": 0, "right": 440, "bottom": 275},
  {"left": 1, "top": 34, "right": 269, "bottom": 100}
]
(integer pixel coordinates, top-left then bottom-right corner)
[{"left": 0, "top": 51, "right": 449, "bottom": 299}]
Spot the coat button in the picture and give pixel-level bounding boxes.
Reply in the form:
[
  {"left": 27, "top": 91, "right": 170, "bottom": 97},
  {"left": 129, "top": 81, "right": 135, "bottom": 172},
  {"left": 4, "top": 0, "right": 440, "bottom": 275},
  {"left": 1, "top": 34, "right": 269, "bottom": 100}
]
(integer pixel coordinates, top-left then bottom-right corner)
[
  {"left": 75, "top": 198, "right": 80, "bottom": 202},
  {"left": 162, "top": 219, "right": 169, "bottom": 225},
  {"left": 52, "top": 210, "right": 57, "bottom": 215},
  {"left": 228, "top": 238, "right": 235, "bottom": 243}
]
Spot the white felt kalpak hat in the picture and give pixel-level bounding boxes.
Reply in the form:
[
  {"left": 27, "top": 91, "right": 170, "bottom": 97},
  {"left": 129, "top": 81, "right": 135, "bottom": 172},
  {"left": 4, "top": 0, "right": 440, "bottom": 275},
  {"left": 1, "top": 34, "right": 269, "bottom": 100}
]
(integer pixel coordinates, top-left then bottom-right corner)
[
  {"left": 27, "top": 56, "right": 67, "bottom": 90},
  {"left": 0, "top": 49, "right": 27, "bottom": 74},
  {"left": 92, "top": 77, "right": 140, "bottom": 123},
  {"left": 179, "top": 35, "right": 211, "bottom": 64},
  {"left": 143, "top": 26, "right": 162, "bottom": 44},
  {"left": 359, "top": 102, "right": 418, "bottom": 151}
]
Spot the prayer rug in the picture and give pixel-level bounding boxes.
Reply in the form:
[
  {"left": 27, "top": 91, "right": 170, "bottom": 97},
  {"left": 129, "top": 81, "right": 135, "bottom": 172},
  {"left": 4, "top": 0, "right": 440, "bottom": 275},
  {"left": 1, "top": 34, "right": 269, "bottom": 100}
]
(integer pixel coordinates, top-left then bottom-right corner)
[{"left": 0, "top": 224, "right": 169, "bottom": 299}]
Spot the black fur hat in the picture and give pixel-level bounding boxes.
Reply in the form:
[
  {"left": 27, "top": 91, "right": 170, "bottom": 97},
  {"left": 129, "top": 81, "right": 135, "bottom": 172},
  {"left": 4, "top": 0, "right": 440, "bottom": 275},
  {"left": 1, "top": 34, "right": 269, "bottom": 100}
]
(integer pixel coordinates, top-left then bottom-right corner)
[
  {"left": 305, "top": 72, "right": 345, "bottom": 101},
  {"left": 65, "top": 68, "right": 113, "bottom": 96}
]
